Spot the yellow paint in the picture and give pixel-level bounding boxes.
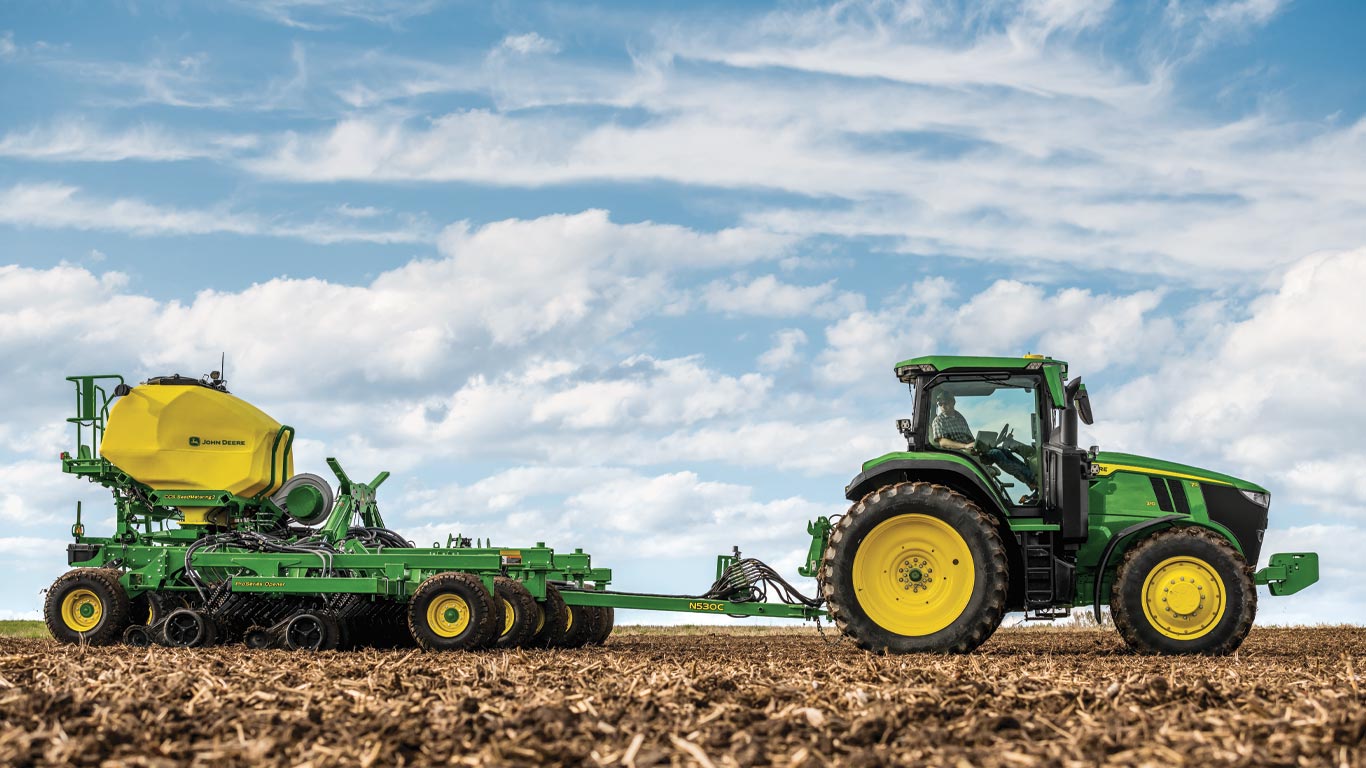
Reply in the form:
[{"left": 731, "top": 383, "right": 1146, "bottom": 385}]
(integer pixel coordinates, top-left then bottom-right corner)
[
  {"left": 501, "top": 598, "right": 515, "bottom": 637},
  {"left": 1093, "top": 463, "right": 1231, "bottom": 486},
  {"left": 426, "top": 594, "right": 471, "bottom": 638},
  {"left": 565, "top": 605, "right": 575, "bottom": 632},
  {"left": 852, "top": 513, "right": 974, "bottom": 636},
  {"left": 101, "top": 384, "right": 292, "bottom": 498},
  {"left": 61, "top": 588, "right": 103, "bottom": 633},
  {"left": 1140, "top": 556, "right": 1226, "bottom": 640},
  {"left": 534, "top": 604, "right": 546, "bottom": 635}
]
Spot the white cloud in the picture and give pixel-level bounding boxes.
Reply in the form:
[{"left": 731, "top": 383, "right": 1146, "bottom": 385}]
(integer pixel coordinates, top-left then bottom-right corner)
[
  {"left": 0, "top": 119, "right": 256, "bottom": 162},
  {"left": 759, "top": 328, "right": 808, "bottom": 369},
  {"left": 0, "top": 182, "right": 429, "bottom": 244},
  {"left": 0, "top": 31, "right": 16, "bottom": 59},
  {"left": 499, "top": 33, "right": 560, "bottom": 56},
  {"left": 702, "top": 275, "right": 858, "bottom": 318}
]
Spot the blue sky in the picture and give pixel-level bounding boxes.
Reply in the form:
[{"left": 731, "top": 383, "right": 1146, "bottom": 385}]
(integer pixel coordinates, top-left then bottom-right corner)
[{"left": 2, "top": 0, "right": 1364, "bottom": 626}]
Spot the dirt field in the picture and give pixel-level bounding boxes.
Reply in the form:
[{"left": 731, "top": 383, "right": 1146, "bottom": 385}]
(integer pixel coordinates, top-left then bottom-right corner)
[{"left": 1, "top": 626, "right": 1363, "bottom": 767}]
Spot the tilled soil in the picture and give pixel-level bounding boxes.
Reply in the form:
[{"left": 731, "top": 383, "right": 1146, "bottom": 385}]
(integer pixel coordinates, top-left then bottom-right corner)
[{"left": 1, "top": 626, "right": 1364, "bottom": 767}]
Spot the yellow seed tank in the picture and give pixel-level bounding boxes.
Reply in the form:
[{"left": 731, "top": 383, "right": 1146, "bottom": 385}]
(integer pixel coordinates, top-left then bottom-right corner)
[{"left": 100, "top": 381, "right": 292, "bottom": 499}]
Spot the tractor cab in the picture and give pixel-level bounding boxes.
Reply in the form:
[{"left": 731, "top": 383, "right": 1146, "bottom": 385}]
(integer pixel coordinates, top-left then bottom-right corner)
[{"left": 890, "top": 355, "right": 1093, "bottom": 535}]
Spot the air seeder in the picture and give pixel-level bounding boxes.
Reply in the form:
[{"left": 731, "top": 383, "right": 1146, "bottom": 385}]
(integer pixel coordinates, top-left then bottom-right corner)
[{"left": 47, "top": 356, "right": 1318, "bottom": 655}]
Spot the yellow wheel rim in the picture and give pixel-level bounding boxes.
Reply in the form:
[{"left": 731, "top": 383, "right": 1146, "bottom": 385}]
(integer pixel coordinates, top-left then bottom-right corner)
[
  {"left": 565, "top": 605, "right": 574, "bottom": 632},
  {"left": 426, "top": 594, "right": 471, "bottom": 638},
  {"left": 61, "top": 589, "right": 103, "bottom": 633},
  {"left": 852, "top": 514, "right": 975, "bottom": 636},
  {"left": 501, "top": 598, "right": 515, "bottom": 637},
  {"left": 534, "top": 604, "right": 545, "bottom": 635},
  {"left": 1141, "top": 556, "right": 1226, "bottom": 640}
]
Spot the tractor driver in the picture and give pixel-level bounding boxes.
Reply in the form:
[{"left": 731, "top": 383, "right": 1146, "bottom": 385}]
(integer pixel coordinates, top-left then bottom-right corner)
[{"left": 931, "top": 390, "right": 1038, "bottom": 501}]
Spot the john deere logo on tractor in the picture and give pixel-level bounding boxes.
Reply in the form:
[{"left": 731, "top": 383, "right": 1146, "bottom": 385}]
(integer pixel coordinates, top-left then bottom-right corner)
[{"left": 187, "top": 436, "right": 246, "bottom": 447}]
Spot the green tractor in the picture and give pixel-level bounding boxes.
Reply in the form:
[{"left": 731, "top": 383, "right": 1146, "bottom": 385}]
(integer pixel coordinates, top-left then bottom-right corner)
[{"left": 812, "top": 354, "right": 1319, "bottom": 654}]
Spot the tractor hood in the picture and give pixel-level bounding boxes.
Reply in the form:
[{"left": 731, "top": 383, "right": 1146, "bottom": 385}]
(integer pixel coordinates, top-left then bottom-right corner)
[{"left": 1093, "top": 451, "right": 1267, "bottom": 493}]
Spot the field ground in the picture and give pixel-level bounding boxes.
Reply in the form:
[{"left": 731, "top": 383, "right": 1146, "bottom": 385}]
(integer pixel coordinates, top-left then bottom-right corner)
[{"left": 1, "top": 626, "right": 1363, "bottom": 767}]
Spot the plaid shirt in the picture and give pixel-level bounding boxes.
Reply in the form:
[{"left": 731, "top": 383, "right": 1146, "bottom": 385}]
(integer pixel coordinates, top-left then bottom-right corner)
[{"left": 931, "top": 408, "right": 973, "bottom": 445}]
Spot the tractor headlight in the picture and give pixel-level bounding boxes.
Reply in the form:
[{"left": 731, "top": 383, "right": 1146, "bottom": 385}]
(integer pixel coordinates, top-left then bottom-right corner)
[{"left": 1239, "top": 489, "right": 1270, "bottom": 507}]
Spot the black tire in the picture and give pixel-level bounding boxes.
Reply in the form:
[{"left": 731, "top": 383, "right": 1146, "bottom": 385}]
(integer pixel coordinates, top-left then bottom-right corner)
[
  {"left": 588, "top": 606, "right": 615, "bottom": 645},
  {"left": 1110, "top": 526, "right": 1256, "bottom": 655},
  {"left": 822, "top": 482, "right": 1008, "bottom": 654},
  {"left": 44, "top": 568, "right": 131, "bottom": 646},
  {"left": 244, "top": 626, "right": 276, "bottom": 649},
  {"left": 284, "top": 612, "right": 342, "bottom": 651},
  {"left": 163, "top": 608, "right": 219, "bottom": 647},
  {"left": 122, "top": 624, "right": 154, "bottom": 647},
  {"left": 492, "top": 577, "right": 538, "bottom": 649},
  {"left": 556, "top": 603, "right": 599, "bottom": 649},
  {"left": 407, "top": 572, "right": 498, "bottom": 651},
  {"left": 527, "top": 584, "right": 568, "bottom": 649}
]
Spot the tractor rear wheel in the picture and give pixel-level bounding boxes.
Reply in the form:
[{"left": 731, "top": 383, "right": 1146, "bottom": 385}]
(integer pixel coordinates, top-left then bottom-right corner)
[
  {"left": 822, "top": 482, "right": 1008, "bottom": 654},
  {"left": 492, "top": 577, "right": 538, "bottom": 649},
  {"left": 407, "top": 572, "right": 498, "bottom": 651},
  {"left": 44, "top": 568, "right": 131, "bottom": 646},
  {"left": 1110, "top": 526, "right": 1256, "bottom": 655}
]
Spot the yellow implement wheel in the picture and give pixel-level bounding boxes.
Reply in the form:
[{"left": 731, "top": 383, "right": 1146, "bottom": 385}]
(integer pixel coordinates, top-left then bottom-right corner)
[
  {"left": 406, "top": 572, "right": 496, "bottom": 651},
  {"left": 426, "top": 594, "right": 471, "bottom": 638},
  {"left": 44, "top": 568, "right": 131, "bottom": 646},
  {"left": 1140, "top": 556, "right": 1226, "bottom": 640},
  {"left": 61, "top": 589, "right": 103, "bottom": 633},
  {"left": 502, "top": 599, "right": 516, "bottom": 637},
  {"left": 852, "top": 513, "right": 975, "bottom": 636}
]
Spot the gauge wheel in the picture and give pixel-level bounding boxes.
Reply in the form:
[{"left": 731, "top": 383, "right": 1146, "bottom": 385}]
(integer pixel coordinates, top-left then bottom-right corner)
[
  {"left": 822, "top": 481, "right": 1008, "bottom": 653},
  {"left": 162, "top": 608, "right": 219, "bottom": 648},
  {"left": 407, "top": 572, "right": 498, "bottom": 651},
  {"left": 527, "top": 584, "right": 569, "bottom": 649},
  {"left": 1111, "top": 526, "right": 1256, "bottom": 655},
  {"left": 492, "top": 577, "right": 538, "bottom": 649},
  {"left": 284, "top": 612, "right": 342, "bottom": 651},
  {"left": 44, "top": 568, "right": 131, "bottom": 646},
  {"left": 121, "top": 624, "right": 154, "bottom": 647}
]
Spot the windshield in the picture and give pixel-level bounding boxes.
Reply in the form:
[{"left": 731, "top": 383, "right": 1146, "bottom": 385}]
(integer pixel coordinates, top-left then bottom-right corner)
[{"left": 924, "top": 376, "right": 1042, "bottom": 505}]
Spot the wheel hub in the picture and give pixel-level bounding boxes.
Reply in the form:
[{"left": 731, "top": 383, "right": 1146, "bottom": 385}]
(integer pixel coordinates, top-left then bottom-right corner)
[
  {"left": 852, "top": 513, "right": 975, "bottom": 636},
  {"left": 1141, "top": 556, "right": 1226, "bottom": 639}
]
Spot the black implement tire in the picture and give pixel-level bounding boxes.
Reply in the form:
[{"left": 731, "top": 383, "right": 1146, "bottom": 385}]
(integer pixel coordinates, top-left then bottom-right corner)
[
  {"left": 44, "top": 568, "right": 131, "bottom": 646},
  {"left": 162, "top": 608, "right": 218, "bottom": 647},
  {"left": 587, "top": 606, "right": 615, "bottom": 645},
  {"left": 284, "top": 612, "right": 342, "bottom": 651},
  {"left": 492, "top": 577, "right": 538, "bottom": 649},
  {"left": 407, "top": 572, "right": 498, "bottom": 651},
  {"left": 1111, "top": 526, "right": 1256, "bottom": 655},
  {"left": 528, "top": 584, "right": 568, "bottom": 649},
  {"left": 122, "top": 624, "right": 154, "bottom": 647},
  {"left": 821, "top": 482, "right": 1008, "bottom": 654},
  {"left": 556, "top": 603, "right": 599, "bottom": 649}
]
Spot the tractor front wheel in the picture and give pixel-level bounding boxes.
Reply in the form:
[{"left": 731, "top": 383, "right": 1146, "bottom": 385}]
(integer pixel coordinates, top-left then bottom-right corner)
[
  {"left": 1110, "top": 526, "right": 1256, "bottom": 655},
  {"left": 822, "top": 482, "right": 1008, "bottom": 653},
  {"left": 44, "top": 568, "right": 131, "bottom": 646}
]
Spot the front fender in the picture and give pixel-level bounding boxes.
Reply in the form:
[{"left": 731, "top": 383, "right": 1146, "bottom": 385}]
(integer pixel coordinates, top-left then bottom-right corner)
[{"left": 845, "top": 453, "right": 1009, "bottom": 513}]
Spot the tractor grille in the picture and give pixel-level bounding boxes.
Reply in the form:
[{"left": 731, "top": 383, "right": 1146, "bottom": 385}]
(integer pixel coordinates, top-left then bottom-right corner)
[{"left": 1200, "top": 483, "right": 1269, "bottom": 566}]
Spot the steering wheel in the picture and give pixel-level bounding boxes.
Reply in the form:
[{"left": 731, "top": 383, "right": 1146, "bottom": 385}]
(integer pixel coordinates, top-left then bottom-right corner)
[{"left": 992, "top": 423, "right": 1012, "bottom": 449}]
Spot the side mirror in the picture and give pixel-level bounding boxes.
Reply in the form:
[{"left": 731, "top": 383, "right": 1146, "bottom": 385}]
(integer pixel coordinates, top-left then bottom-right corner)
[
  {"left": 1065, "top": 377, "right": 1095, "bottom": 426},
  {"left": 896, "top": 418, "right": 916, "bottom": 450},
  {"left": 1076, "top": 384, "right": 1094, "bottom": 426}
]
